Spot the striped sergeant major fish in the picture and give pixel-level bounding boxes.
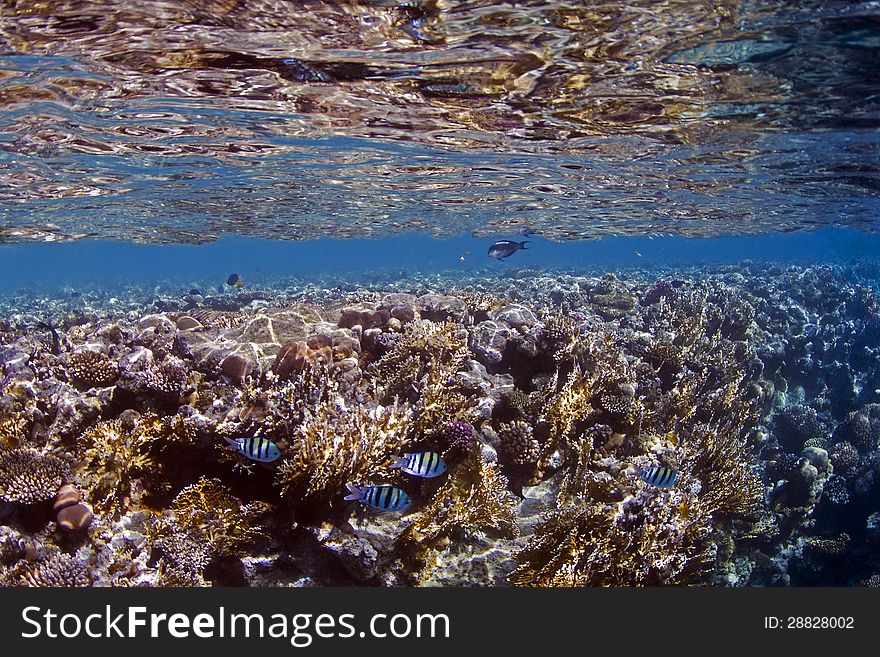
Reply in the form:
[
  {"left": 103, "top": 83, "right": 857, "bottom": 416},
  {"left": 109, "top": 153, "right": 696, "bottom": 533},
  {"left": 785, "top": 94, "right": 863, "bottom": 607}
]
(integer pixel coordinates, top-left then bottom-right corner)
[
  {"left": 223, "top": 436, "right": 281, "bottom": 463},
  {"left": 638, "top": 465, "right": 678, "bottom": 489},
  {"left": 344, "top": 484, "right": 411, "bottom": 512},
  {"left": 390, "top": 451, "right": 447, "bottom": 478}
]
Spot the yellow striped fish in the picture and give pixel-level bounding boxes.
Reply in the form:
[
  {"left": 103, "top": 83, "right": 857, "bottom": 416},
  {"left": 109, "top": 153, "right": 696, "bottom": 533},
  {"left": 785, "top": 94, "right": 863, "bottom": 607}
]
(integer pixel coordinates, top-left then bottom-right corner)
[
  {"left": 223, "top": 436, "right": 281, "bottom": 462},
  {"left": 391, "top": 452, "right": 447, "bottom": 478},
  {"left": 639, "top": 465, "right": 677, "bottom": 488},
  {"left": 344, "top": 484, "right": 411, "bottom": 512}
]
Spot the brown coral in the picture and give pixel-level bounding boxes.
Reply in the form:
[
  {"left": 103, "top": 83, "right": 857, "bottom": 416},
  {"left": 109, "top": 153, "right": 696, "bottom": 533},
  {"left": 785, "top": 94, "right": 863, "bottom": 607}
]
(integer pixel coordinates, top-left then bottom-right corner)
[
  {"left": 0, "top": 448, "right": 68, "bottom": 504},
  {"left": 142, "top": 356, "right": 188, "bottom": 395},
  {"left": 497, "top": 420, "right": 540, "bottom": 466},
  {"left": 67, "top": 350, "right": 119, "bottom": 387},
  {"left": 398, "top": 454, "right": 517, "bottom": 552},
  {"left": 276, "top": 400, "right": 413, "bottom": 509},
  {"left": 4, "top": 553, "right": 92, "bottom": 587}
]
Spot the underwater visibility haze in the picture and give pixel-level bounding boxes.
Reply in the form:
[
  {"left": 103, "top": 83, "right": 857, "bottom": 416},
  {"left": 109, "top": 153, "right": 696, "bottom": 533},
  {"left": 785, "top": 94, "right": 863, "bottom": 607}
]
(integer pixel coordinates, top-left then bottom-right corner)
[{"left": 0, "top": 0, "right": 879, "bottom": 587}]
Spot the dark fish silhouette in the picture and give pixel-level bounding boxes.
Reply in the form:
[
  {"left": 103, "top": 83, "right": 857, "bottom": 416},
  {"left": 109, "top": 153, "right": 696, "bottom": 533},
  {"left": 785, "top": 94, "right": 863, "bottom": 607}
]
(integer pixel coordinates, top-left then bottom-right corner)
[
  {"left": 36, "top": 321, "right": 60, "bottom": 355},
  {"left": 226, "top": 273, "right": 244, "bottom": 288},
  {"left": 488, "top": 240, "right": 530, "bottom": 260}
]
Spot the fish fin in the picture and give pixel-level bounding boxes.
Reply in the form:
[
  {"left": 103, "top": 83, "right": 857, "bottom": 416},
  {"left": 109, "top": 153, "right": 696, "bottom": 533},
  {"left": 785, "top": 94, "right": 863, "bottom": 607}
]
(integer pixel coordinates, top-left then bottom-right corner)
[
  {"left": 389, "top": 455, "right": 408, "bottom": 470},
  {"left": 222, "top": 437, "right": 238, "bottom": 448},
  {"left": 343, "top": 483, "right": 364, "bottom": 501},
  {"left": 519, "top": 241, "right": 531, "bottom": 249}
]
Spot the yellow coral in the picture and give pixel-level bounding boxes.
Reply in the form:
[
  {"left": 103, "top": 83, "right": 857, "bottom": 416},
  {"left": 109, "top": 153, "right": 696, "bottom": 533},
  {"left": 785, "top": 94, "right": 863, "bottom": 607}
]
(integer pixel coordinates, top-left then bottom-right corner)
[
  {"left": 169, "top": 477, "right": 269, "bottom": 555},
  {"left": 276, "top": 399, "right": 413, "bottom": 508},
  {"left": 400, "top": 454, "right": 517, "bottom": 547}
]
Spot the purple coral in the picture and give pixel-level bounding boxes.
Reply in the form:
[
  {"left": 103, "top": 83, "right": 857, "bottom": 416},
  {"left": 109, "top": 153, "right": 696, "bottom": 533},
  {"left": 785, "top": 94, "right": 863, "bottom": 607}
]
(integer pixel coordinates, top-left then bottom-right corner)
[
  {"left": 441, "top": 421, "right": 476, "bottom": 454},
  {"left": 641, "top": 279, "right": 677, "bottom": 306}
]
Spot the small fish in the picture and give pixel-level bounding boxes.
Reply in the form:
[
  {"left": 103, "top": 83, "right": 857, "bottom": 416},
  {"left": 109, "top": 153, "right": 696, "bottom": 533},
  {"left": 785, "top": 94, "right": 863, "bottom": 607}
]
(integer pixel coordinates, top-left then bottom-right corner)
[
  {"left": 36, "top": 321, "right": 60, "bottom": 355},
  {"left": 517, "top": 226, "right": 536, "bottom": 237},
  {"left": 459, "top": 250, "right": 469, "bottom": 262},
  {"left": 638, "top": 465, "right": 677, "bottom": 488},
  {"left": 488, "top": 240, "right": 530, "bottom": 260},
  {"left": 281, "top": 58, "right": 332, "bottom": 83},
  {"left": 226, "top": 273, "right": 244, "bottom": 289},
  {"left": 223, "top": 436, "right": 281, "bottom": 462},
  {"left": 344, "top": 484, "right": 411, "bottom": 512},
  {"left": 391, "top": 452, "right": 447, "bottom": 478}
]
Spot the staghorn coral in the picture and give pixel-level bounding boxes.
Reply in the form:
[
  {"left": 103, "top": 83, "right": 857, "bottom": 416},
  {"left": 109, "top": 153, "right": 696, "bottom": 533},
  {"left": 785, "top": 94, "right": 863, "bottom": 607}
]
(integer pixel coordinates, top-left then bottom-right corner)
[
  {"left": 66, "top": 350, "right": 119, "bottom": 387},
  {"left": 0, "top": 414, "right": 29, "bottom": 449},
  {"left": 3, "top": 553, "right": 92, "bottom": 587},
  {"left": 0, "top": 448, "right": 68, "bottom": 503}
]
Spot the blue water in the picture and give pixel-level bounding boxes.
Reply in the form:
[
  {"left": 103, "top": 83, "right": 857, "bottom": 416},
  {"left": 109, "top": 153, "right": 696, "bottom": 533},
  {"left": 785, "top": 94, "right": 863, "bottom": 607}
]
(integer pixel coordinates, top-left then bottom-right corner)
[{"left": 1, "top": 228, "right": 878, "bottom": 295}]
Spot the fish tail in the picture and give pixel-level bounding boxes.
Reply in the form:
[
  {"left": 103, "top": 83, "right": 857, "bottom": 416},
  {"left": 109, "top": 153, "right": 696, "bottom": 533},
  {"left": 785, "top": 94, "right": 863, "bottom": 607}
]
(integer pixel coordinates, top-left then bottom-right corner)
[
  {"left": 222, "top": 437, "right": 238, "bottom": 448},
  {"left": 519, "top": 241, "right": 531, "bottom": 249},
  {"left": 344, "top": 483, "right": 364, "bottom": 502},
  {"left": 389, "top": 455, "right": 407, "bottom": 470}
]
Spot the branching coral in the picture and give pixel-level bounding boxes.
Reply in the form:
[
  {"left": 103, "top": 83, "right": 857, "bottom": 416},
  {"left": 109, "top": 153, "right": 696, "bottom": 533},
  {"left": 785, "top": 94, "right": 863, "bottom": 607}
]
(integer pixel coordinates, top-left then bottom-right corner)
[
  {"left": 66, "top": 350, "right": 119, "bottom": 387},
  {"left": 276, "top": 399, "right": 414, "bottom": 509},
  {"left": 3, "top": 553, "right": 92, "bottom": 587},
  {"left": 147, "top": 477, "right": 269, "bottom": 586},
  {"left": 397, "top": 453, "right": 517, "bottom": 554},
  {"left": 0, "top": 448, "right": 68, "bottom": 503},
  {"left": 510, "top": 288, "right": 764, "bottom": 587},
  {"left": 77, "top": 419, "right": 156, "bottom": 516},
  {"left": 509, "top": 485, "right": 714, "bottom": 587}
]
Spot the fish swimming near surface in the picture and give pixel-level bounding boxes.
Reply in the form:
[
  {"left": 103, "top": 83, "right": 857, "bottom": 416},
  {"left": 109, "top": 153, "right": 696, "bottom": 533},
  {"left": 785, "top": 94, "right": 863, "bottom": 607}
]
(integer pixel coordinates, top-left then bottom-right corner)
[
  {"left": 638, "top": 465, "right": 678, "bottom": 488},
  {"left": 488, "top": 240, "right": 530, "bottom": 260},
  {"left": 391, "top": 451, "right": 447, "bottom": 478},
  {"left": 518, "top": 226, "right": 536, "bottom": 237},
  {"left": 223, "top": 436, "right": 281, "bottom": 462},
  {"left": 226, "top": 273, "right": 244, "bottom": 288},
  {"left": 344, "top": 484, "right": 412, "bottom": 511}
]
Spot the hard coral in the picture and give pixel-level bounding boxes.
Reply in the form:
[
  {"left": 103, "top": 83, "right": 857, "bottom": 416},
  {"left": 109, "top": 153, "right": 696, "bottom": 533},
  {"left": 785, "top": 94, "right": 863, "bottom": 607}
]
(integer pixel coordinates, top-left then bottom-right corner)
[
  {"left": 276, "top": 400, "right": 413, "bottom": 509},
  {"left": 142, "top": 356, "right": 188, "bottom": 395},
  {"left": 510, "top": 485, "right": 713, "bottom": 587},
  {"left": 0, "top": 448, "right": 68, "bottom": 503},
  {"left": 67, "top": 350, "right": 119, "bottom": 387},
  {"left": 78, "top": 419, "right": 156, "bottom": 516},
  {"left": 4, "top": 553, "right": 92, "bottom": 587},
  {"left": 398, "top": 454, "right": 517, "bottom": 553},
  {"left": 497, "top": 421, "right": 540, "bottom": 466}
]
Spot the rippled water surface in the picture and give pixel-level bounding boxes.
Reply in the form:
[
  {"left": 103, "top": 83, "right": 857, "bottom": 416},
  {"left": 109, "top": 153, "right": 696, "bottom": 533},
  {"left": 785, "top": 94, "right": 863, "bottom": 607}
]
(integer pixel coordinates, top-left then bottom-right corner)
[{"left": 1, "top": 0, "right": 878, "bottom": 242}]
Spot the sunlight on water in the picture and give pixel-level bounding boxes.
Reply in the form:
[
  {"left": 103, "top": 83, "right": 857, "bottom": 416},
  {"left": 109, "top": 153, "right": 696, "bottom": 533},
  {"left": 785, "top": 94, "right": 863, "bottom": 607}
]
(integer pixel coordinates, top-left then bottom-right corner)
[{"left": 0, "top": 0, "right": 877, "bottom": 242}]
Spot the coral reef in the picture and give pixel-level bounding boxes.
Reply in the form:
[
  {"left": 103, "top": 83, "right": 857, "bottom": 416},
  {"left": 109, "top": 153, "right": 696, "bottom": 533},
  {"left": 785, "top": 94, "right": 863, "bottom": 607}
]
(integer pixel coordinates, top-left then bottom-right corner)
[{"left": 0, "top": 261, "right": 878, "bottom": 586}]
